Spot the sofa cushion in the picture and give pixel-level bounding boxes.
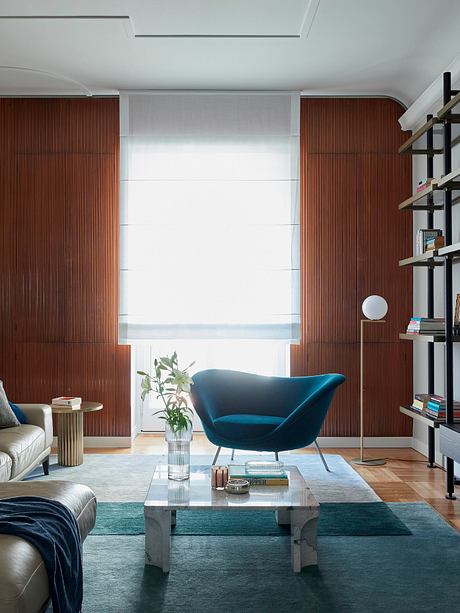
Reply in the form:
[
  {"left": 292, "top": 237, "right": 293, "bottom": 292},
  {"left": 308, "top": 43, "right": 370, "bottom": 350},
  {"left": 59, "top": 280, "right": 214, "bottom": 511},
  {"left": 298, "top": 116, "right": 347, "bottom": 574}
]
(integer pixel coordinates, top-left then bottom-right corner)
[
  {"left": 0, "top": 381, "right": 20, "bottom": 429},
  {"left": 9, "top": 402, "right": 27, "bottom": 424},
  {"left": 0, "top": 481, "right": 96, "bottom": 613},
  {"left": 213, "top": 413, "right": 284, "bottom": 440},
  {"left": 0, "top": 425, "right": 45, "bottom": 479},
  {"left": 0, "top": 452, "right": 12, "bottom": 483}
]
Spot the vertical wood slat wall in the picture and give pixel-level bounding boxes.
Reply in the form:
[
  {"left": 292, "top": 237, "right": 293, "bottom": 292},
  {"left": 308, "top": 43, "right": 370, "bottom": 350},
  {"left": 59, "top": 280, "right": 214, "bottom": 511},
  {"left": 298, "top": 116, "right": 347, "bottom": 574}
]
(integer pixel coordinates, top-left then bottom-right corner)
[
  {"left": 291, "top": 98, "right": 413, "bottom": 437},
  {"left": 0, "top": 99, "right": 131, "bottom": 437}
]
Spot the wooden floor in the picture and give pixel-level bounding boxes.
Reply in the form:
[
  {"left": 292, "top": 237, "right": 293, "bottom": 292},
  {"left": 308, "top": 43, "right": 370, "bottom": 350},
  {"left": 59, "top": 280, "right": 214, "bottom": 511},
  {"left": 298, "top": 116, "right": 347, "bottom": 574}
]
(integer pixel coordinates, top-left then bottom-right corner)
[{"left": 86, "top": 434, "right": 460, "bottom": 531}]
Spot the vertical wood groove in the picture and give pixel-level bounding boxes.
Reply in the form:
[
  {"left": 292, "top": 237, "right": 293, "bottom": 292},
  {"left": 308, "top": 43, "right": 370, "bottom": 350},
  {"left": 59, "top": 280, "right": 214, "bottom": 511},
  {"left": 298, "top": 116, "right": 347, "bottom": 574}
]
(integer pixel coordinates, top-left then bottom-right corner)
[
  {"left": 291, "top": 98, "right": 412, "bottom": 437},
  {"left": 0, "top": 99, "right": 130, "bottom": 436}
]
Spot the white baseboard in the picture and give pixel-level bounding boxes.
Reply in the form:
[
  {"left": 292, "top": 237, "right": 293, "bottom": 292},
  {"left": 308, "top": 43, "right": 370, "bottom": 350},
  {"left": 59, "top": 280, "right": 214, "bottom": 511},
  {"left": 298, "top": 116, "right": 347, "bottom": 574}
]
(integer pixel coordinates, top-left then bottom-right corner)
[
  {"left": 313, "top": 437, "right": 413, "bottom": 448},
  {"left": 52, "top": 436, "right": 132, "bottom": 449},
  {"left": 411, "top": 437, "right": 428, "bottom": 458}
]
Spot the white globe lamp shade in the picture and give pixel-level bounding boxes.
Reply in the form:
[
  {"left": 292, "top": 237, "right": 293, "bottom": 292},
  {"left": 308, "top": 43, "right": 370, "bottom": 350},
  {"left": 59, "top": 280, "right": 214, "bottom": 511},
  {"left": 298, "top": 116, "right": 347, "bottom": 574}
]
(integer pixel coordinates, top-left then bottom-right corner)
[{"left": 362, "top": 295, "right": 388, "bottom": 320}]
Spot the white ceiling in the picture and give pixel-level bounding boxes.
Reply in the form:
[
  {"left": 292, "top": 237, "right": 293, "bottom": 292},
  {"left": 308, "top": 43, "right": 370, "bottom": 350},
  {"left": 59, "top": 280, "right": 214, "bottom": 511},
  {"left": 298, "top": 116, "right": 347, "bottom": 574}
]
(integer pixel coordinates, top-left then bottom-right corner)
[{"left": 1, "top": 0, "right": 460, "bottom": 104}]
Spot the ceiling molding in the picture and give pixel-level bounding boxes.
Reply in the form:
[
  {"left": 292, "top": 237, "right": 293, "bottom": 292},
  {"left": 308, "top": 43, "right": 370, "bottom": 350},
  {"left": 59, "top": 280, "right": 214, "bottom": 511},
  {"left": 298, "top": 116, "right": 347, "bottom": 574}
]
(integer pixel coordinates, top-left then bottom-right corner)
[
  {"left": 399, "top": 50, "right": 460, "bottom": 131},
  {"left": 0, "top": 65, "right": 92, "bottom": 96},
  {"left": 0, "top": 1, "right": 320, "bottom": 39}
]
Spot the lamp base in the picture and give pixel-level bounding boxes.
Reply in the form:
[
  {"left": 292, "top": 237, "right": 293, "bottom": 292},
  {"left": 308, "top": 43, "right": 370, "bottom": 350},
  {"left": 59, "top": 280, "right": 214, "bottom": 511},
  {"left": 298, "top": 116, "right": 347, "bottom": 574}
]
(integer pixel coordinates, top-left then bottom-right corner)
[{"left": 351, "top": 458, "right": 386, "bottom": 466}]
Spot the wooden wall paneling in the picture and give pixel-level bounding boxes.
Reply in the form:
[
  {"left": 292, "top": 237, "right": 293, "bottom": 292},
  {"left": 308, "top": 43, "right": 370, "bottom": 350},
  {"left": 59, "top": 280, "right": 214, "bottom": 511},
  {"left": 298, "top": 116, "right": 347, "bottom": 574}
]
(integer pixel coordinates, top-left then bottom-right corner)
[
  {"left": 65, "top": 154, "right": 119, "bottom": 343},
  {"left": 303, "top": 343, "right": 360, "bottom": 437},
  {"left": 302, "top": 155, "right": 359, "bottom": 344},
  {"left": 14, "top": 342, "right": 65, "bottom": 404},
  {"left": 357, "top": 154, "right": 412, "bottom": 342},
  {"left": 362, "top": 343, "right": 412, "bottom": 436},
  {"left": 302, "top": 98, "right": 409, "bottom": 155},
  {"left": 15, "top": 155, "right": 67, "bottom": 343},
  {"left": 0, "top": 98, "right": 130, "bottom": 437},
  {"left": 64, "top": 343, "right": 131, "bottom": 437},
  {"left": 292, "top": 97, "right": 412, "bottom": 437},
  {"left": 12, "top": 99, "right": 120, "bottom": 155}
]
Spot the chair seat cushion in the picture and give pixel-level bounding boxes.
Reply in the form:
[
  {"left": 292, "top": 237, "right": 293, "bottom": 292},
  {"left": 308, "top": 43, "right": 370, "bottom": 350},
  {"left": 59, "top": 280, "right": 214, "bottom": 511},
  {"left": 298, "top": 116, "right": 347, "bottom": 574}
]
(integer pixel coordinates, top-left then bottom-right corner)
[
  {"left": 0, "top": 425, "right": 45, "bottom": 478},
  {"left": 213, "top": 413, "right": 283, "bottom": 440}
]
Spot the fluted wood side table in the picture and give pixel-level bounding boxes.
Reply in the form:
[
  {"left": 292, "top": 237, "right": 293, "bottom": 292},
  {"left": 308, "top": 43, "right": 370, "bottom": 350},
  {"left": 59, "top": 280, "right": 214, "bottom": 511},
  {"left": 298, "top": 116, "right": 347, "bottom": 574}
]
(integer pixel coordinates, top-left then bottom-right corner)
[{"left": 51, "top": 402, "right": 103, "bottom": 466}]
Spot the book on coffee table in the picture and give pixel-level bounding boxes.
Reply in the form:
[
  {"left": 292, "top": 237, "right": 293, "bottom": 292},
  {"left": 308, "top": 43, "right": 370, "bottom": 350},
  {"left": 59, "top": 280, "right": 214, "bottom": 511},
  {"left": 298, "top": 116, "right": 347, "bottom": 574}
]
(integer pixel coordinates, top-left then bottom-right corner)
[{"left": 228, "top": 464, "right": 289, "bottom": 486}]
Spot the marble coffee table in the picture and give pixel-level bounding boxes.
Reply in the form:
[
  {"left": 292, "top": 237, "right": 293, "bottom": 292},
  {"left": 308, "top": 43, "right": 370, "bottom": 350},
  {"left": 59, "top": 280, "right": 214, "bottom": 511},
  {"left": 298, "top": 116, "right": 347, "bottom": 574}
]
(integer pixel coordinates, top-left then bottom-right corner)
[{"left": 144, "top": 464, "right": 319, "bottom": 573}]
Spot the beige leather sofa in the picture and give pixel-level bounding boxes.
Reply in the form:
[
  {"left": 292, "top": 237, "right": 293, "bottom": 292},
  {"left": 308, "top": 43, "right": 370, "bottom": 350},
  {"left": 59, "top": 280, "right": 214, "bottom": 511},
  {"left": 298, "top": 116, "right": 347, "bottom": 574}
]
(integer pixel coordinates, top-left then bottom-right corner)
[
  {"left": 0, "top": 481, "right": 97, "bottom": 613},
  {"left": 0, "top": 404, "right": 97, "bottom": 612},
  {"left": 0, "top": 404, "right": 53, "bottom": 482}
]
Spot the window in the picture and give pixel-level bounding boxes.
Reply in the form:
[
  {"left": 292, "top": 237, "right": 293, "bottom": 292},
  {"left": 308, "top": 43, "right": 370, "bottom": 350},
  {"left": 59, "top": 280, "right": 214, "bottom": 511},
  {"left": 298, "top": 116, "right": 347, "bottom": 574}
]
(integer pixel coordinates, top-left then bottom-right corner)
[
  {"left": 119, "top": 92, "right": 300, "bottom": 343},
  {"left": 119, "top": 93, "right": 301, "bottom": 430}
]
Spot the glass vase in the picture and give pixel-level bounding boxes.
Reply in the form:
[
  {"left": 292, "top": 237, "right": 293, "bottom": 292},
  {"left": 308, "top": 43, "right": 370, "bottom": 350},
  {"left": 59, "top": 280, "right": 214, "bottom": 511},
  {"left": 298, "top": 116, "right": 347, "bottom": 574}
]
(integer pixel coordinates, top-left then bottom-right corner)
[{"left": 165, "top": 423, "right": 192, "bottom": 481}]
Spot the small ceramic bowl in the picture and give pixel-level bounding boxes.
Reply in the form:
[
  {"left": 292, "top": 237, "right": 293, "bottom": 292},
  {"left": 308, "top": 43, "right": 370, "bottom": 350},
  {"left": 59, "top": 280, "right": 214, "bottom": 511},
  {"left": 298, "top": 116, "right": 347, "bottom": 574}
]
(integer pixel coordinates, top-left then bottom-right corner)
[{"left": 225, "top": 478, "right": 250, "bottom": 495}]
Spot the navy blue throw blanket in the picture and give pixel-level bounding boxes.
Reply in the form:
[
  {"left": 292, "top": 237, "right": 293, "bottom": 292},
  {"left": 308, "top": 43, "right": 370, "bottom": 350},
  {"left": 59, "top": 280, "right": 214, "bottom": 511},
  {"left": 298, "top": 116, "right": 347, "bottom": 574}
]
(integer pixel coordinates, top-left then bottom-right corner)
[{"left": 0, "top": 496, "right": 82, "bottom": 613}]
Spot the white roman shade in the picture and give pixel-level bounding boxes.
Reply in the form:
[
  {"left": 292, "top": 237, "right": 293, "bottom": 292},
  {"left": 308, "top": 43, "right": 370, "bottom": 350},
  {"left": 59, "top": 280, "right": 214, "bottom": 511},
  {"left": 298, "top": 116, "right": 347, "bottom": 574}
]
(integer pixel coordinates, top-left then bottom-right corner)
[{"left": 119, "top": 92, "right": 300, "bottom": 342}]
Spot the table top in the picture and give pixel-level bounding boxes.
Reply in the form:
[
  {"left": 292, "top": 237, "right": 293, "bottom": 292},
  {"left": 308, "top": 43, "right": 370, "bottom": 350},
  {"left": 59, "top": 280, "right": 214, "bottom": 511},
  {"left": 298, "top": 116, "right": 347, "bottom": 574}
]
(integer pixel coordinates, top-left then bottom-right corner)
[
  {"left": 144, "top": 465, "right": 318, "bottom": 512},
  {"left": 51, "top": 401, "right": 103, "bottom": 414}
]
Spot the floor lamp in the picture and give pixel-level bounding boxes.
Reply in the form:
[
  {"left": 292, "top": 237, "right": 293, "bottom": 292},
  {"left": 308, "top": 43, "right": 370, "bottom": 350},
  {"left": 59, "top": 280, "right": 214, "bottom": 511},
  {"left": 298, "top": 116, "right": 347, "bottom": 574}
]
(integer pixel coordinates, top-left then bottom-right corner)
[{"left": 352, "top": 295, "right": 388, "bottom": 467}]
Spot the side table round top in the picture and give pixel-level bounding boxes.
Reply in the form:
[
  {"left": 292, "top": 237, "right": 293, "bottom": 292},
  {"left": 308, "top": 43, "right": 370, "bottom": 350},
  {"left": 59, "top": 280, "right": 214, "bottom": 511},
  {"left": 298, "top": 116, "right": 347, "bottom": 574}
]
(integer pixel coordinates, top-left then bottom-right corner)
[{"left": 50, "top": 401, "right": 103, "bottom": 415}]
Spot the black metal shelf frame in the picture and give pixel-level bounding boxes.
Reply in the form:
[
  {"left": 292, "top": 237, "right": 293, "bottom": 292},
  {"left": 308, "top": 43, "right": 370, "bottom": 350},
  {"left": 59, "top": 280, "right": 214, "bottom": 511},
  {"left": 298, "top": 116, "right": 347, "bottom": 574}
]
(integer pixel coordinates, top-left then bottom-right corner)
[{"left": 399, "top": 72, "right": 459, "bottom": 498}]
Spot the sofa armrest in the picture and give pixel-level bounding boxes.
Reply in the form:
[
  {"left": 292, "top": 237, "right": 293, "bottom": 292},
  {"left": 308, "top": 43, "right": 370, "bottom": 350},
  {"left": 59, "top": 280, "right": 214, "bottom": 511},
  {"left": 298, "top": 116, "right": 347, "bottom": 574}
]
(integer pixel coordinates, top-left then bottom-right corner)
[{"left": 17, "top": 404, "right": 53, "bottom": 449}]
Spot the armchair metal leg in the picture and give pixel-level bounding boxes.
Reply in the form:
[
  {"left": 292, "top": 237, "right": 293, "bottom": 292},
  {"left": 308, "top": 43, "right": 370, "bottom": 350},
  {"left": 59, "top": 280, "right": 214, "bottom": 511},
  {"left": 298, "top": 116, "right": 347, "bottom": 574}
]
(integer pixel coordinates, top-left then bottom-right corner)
[
  {"left": 212, "top": 446, "right": 222, "bottom": 466},
  {"left": 314, "top": 440, "right": 330, "bottom": 472},
  {"left": 231, "top": 449, "right": 235, "bottom": 461}
]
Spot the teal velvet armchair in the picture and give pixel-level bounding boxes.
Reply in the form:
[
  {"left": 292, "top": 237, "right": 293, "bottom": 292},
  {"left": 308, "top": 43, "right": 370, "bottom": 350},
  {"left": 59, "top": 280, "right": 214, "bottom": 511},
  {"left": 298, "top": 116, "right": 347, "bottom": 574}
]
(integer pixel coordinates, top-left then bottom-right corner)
[{"left": 190, "top": 369, "right": 345, "bottom": 471}]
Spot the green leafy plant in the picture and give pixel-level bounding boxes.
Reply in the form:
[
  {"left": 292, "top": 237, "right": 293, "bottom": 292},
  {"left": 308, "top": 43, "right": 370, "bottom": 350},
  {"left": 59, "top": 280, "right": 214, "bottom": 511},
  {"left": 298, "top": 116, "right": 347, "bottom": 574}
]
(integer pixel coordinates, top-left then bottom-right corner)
[{"left": 137, "top": 352, "right": 194, "bottom": 433}]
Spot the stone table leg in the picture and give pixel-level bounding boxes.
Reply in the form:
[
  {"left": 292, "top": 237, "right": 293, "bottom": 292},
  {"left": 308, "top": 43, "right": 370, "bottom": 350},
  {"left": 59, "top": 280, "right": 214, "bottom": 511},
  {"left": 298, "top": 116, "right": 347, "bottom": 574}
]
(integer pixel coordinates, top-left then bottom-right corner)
[
  {"left": 275, "top": 509, "right": 291, "bottom": 525},
  {"left": 291, "top": 509, "right": 319, "bottom": 572},
  {"left": 145, "top": 510, "right": 171, "bottom": 572},
  {"left": 57, "top": 412, "right": 84, "bottom": 466}
]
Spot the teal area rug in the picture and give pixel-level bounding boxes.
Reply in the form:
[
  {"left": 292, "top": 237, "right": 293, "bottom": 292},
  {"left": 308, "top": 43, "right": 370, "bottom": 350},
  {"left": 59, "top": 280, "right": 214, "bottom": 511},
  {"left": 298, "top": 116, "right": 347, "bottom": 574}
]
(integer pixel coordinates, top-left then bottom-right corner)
[
  {"left": 93, "top": 502, "right": 411, "bottom": 536},
  {"left": 81, "top": 503, "right": 459, "bottom": 613}
]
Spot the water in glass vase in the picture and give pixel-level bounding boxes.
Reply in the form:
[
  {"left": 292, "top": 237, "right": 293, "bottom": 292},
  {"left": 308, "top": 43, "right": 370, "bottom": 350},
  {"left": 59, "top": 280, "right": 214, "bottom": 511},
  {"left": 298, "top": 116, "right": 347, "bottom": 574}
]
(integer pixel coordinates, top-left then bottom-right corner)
[{"left": 165, "top": 424, "right": 192, "bottom": 481}]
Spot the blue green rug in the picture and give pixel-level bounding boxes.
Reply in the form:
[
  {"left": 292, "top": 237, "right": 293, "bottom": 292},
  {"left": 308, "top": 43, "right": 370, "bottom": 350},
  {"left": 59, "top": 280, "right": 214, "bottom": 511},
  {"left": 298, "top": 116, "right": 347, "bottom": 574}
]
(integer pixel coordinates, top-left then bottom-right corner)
[
  {"left": 82, "top": 503, "right": 460, "bottom": 613},
  {"left": 93, "top": 502, "right": 411, "bottom": 536}
]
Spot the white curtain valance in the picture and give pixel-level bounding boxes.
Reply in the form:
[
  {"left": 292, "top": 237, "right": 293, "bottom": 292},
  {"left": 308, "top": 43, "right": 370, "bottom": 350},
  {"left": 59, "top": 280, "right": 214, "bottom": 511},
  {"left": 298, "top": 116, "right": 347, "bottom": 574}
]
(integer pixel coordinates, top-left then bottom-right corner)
[{"left": 119, "top": 92, "right": 300, "bottom": 343}]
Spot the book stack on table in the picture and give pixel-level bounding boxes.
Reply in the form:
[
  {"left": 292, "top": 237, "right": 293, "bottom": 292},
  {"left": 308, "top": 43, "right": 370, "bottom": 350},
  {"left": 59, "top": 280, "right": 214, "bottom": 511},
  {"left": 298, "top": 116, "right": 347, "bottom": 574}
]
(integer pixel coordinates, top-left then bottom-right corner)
[{"left": 228, "top": 464, "right": 289, "bottom": 486}]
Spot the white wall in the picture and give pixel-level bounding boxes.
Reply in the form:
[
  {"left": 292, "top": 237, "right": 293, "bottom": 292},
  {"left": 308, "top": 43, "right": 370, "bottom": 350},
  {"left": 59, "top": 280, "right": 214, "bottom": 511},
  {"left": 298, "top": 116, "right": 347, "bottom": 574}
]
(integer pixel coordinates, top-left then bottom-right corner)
[{"left": 411, "top": 131, "right": 460, "bottom": 463}]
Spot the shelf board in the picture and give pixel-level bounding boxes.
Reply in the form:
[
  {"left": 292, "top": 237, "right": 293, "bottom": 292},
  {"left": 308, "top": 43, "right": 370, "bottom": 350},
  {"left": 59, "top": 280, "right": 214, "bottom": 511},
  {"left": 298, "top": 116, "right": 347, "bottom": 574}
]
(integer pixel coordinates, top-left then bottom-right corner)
[
  {"left": 437, "top": 90, "right": 460, "bottom": 120},
  {"left": 437, "top": 166, "right": 460, "bottom": 189},
  {"left": 400, "top": 333, "right": 460, "bottom": 343},
  {"left": 399, "top": 332, "right": 446, "bottom": 342},
  {"left": 398, "top": 181, "right": 444, "bottom": 211},
  {"left": 399, "top": 252, "right": 443, "bottom": 267},
  {"left": 398, "top": 116, "right": 442, "bottom": 154},
  {"left": 438, "top": 242, "right": 460, "bottom": 257},
  {"left": 400, "top": 405, "right": 460, "bottom": 428}
]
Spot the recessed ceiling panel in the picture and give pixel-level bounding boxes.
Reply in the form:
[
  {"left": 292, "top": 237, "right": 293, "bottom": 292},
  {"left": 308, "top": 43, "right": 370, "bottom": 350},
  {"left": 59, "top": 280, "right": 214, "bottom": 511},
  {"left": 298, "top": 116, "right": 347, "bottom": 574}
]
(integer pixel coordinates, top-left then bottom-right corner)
[{"left": 131, "top": 0, "right": 312, "bottom": 37}]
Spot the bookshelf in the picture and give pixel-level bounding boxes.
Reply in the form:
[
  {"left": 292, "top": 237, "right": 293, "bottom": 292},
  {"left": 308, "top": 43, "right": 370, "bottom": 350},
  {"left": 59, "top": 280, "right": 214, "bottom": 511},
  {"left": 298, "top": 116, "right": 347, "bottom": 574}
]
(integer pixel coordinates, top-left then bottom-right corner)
[{"left": 398, "top": 72, "right": 460, "bottom": 496}]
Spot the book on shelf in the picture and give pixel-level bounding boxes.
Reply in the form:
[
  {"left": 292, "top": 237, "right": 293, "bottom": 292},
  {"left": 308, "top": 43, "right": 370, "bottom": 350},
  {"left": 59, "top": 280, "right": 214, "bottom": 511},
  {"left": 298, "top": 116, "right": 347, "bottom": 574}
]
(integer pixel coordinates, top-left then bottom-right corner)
[
  {"left": 228, "top": 465, "right": 289, "bottom": 486},
  {"left": 425, "top": 236, "right": 445, "bottom": 251},
  {"left": 415, "top": 229, "right": 442, "bottom": 255},
  {"left": 51, "top": 396, "right": 82, "bottom": 408},
  {"left": 411, "top": 394, "right": 431, "bottom": 412},
  {"left": 426, "top": 410, "right": 460, "bottom": 419},
  {"left": 416, "top": 178, "right": 434, "bottom": 193},
  {"left": 406, "top": 317, "right": 445, "bottom": 334}
]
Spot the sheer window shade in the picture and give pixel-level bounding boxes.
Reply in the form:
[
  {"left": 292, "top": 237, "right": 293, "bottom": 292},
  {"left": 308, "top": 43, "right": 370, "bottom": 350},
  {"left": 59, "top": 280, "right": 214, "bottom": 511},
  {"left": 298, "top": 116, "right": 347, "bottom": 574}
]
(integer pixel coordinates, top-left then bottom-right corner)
[{"left": 119, "top": 92, "right": 300, "bottom": 342}]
